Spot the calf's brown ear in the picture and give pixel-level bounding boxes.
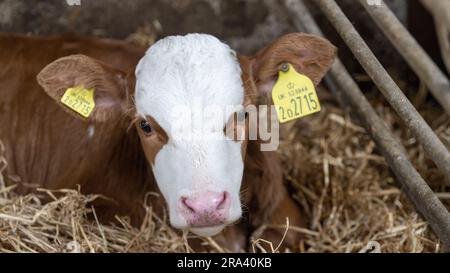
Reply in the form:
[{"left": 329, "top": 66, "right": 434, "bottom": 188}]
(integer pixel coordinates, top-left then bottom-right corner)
[
  {"left": 37, "top": 54, "right": 130, "bottom": 122},
  {"left": 250, "top": 33, "right": 337, "bottom": 96}
]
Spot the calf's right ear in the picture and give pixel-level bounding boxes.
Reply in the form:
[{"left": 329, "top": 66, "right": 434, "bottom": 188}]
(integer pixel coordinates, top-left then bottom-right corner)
[
  {"left": 37, "top": 54, "right": 131, "bottom": 122},
  {"left": 250, "top": 33, "right": 337, "bottom": 97}
]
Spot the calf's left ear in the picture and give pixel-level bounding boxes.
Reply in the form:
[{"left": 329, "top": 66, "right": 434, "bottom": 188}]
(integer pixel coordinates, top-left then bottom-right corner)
[
  {"left": 250, "top": 33, "right": 337, "bottom": 96},
  {"left": 37, "top": 54, "right": 131, "bottom": 122}
]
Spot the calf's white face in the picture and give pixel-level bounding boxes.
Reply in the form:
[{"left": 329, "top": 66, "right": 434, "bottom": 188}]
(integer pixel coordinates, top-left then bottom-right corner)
[
  {"left": 37, "top": 32, "right": 336, "bottom": 237},
  {"left": 135, "top": 34, "right": 244, "bottom": 236}
]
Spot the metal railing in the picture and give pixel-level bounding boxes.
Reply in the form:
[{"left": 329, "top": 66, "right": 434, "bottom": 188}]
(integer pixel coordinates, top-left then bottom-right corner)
[{"left": 283, "top": 0, "right": 450, "bottom": 250}]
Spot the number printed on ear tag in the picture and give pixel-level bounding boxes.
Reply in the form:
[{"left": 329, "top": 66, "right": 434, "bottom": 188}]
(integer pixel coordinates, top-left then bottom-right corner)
[
  {"left": 272, "top": 64, "right": 321, "bottom": 123},
  {"left": 61, "top": 86, "right": 95, "bottom": 118}
]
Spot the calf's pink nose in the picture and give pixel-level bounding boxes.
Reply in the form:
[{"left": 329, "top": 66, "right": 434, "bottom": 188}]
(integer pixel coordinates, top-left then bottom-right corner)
[{"left": 180, "top": 191, "right": 230, "bottom": 227}]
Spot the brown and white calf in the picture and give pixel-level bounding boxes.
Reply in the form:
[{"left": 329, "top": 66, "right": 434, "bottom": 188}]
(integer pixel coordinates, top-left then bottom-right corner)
[{"left": 0, "top": 32, "right": 336, "bottom": 251}]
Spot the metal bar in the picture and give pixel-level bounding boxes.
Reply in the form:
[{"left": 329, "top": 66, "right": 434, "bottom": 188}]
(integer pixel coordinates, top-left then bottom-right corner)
[
  {"left": 282, "top": 0, "right": 450, "bottom": 251},
  {"left": 359, "top": 0, "right": 450, "bottom": 116},
  {"left": 314, "top": 0, "right": 450, "bottom": 186}
]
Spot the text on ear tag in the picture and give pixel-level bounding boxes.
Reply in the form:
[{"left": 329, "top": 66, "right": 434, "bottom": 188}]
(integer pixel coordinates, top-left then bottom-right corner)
[
  {"left": 61, "top": 86, "right": 95, "bottom": 118},
  {"left": 272, "top": 63, "right": 321, "bottom": 123}
]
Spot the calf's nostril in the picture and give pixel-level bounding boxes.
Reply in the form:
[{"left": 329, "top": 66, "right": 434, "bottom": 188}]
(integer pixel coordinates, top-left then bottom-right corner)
[
  {"left": 181, "top": 196, "right": 196, "bottom": 213},
  {"left": 216, "top": 191, "right": 229, "bottom": 210}
]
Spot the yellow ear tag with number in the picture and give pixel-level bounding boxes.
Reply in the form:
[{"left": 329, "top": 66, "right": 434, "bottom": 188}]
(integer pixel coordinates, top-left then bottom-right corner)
[
  {"left": 272, "top": 64, "right": 321, "bottom": 123},
  {"left": 61, "top": 86, "right": 95, "bottom": 118}
]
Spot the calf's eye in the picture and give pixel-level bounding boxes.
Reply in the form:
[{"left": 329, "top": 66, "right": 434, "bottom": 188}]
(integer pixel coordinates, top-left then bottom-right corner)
[{"left": 140, "top": 120, "right": 153, "bottom": 135}]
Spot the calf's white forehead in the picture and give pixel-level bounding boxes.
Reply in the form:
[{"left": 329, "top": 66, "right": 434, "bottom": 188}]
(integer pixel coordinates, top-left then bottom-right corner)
[{"left": 134, "top": 33, "right": 244, "bottom": 133}]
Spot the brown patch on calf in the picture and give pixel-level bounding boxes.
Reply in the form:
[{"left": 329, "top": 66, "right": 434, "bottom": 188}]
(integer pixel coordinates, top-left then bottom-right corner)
[
  {"left": 135, "top": 115, "right": 169, "bottom": 165},
  {"left": 0, "top": 33, "right": 150, "bottom": 224}
]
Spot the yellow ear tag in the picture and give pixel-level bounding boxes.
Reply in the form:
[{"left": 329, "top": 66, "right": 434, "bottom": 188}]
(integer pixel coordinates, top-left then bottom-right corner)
[
  {"left": 272, "top": 64, "right": 321, "bottom": 123},
  {"left": 61, "top": 86, "right": 95, "bottom": 118}
]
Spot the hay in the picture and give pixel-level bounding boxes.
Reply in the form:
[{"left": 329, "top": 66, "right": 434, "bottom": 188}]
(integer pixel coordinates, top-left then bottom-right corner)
[
  {"left": 278, "top": 93, "right": 448, "bottom": 253},
  {"left": 0, "top": 141, "right": 208, "bottom": 253},
  {"left": 1, "top": 94, "right": 448, "bottom": 253}
]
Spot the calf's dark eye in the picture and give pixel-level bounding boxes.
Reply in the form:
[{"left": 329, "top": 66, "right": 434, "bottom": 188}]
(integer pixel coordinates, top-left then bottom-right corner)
[{"left": 140, "top": 120, "right": 153, "bottom": 135}]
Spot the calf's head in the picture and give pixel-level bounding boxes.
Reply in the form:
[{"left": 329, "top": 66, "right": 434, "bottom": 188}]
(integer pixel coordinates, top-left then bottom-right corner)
[{"left": 37, "top": 33, "right": 336, "bottom": 236}]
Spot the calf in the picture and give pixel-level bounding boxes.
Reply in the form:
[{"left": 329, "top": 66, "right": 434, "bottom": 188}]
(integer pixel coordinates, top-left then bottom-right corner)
[{"left": 0, "top": 32, "right": 336, "bottom": 251}]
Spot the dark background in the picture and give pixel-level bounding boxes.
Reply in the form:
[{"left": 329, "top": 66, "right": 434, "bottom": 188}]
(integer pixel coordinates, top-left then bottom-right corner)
[{"left": 0, "top": 0, "right": 444, "bottom": 83}]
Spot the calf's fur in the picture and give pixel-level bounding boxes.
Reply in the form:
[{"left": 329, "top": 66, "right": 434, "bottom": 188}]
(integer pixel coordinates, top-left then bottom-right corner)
[{"left": 0, "top": 32, "right": 336, "bottom": 251}]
